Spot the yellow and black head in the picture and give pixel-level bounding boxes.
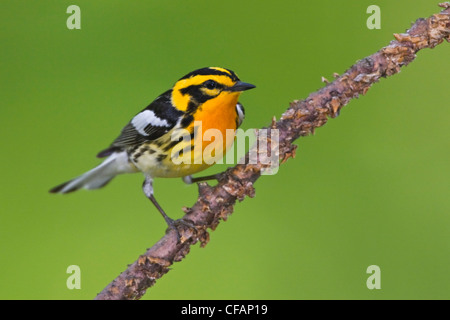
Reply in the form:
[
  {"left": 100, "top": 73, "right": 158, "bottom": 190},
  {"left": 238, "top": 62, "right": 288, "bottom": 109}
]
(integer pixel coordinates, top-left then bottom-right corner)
[{"left": 171, "top": 67, "right": 255, "bottom": 114}]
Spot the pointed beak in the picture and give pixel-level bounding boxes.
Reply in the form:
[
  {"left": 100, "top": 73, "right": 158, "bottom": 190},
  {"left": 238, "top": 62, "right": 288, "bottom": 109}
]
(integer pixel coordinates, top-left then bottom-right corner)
[{"left": 228, "top": 81, "right": 256, "bottom": 92}]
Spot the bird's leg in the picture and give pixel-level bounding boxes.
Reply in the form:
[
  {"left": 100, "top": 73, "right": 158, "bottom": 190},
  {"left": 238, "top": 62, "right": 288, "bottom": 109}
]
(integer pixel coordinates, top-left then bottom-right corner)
[
  {"left": 142, "top": 176, "right": 196, "bottom": 242},
  {"left": 182, "top": 173, "right": 221, "bottom": 185},
  {"left": 142, "top": 176, "right": 179, "bottom": 236}
]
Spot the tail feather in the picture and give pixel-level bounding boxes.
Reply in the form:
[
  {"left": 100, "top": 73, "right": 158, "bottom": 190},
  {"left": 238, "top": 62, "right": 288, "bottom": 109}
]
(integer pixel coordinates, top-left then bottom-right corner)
[{"left": 49, "top": 151, "right": 136, "bottom": 194}]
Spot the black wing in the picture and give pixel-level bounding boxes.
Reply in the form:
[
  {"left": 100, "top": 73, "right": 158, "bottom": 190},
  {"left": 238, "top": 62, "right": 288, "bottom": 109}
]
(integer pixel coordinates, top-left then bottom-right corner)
[{"left": 97, "top": 90, "right": 184, "bottom": 158}]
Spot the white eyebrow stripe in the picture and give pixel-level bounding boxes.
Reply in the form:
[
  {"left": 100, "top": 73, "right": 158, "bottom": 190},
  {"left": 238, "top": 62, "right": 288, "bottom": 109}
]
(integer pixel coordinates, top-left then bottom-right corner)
[{"left": 131, "top": 110, "right": 170, "bottom": 136}]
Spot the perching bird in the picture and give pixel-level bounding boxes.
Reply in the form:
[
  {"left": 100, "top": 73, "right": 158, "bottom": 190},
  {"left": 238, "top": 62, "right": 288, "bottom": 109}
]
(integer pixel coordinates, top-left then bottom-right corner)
[{"left": 50, "top": 67, "right": 255, "bottom": 234}]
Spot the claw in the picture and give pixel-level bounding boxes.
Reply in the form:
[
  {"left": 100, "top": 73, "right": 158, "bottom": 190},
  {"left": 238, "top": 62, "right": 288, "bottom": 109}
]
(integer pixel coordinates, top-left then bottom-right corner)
[{"left": 166, "top": 219, "right": 196, "bottom": 243}]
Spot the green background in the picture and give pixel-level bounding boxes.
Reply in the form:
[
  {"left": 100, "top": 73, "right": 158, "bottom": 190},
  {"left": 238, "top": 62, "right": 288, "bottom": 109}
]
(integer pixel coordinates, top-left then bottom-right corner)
[{"left": 1, "top": 0, "right": 449, "bottom": 300}]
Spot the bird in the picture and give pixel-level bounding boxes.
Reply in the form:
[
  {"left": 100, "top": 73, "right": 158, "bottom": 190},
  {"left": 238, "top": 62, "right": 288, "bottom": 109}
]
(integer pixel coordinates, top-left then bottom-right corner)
[{"left": 50, "top": 67, "right": 255, "bottom": 235}]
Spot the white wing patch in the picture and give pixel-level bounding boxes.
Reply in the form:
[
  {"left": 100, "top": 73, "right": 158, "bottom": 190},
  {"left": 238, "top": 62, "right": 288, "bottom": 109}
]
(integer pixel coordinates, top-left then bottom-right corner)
[{"left": 131, "top": 110, "right": 170, "bottom": 136}]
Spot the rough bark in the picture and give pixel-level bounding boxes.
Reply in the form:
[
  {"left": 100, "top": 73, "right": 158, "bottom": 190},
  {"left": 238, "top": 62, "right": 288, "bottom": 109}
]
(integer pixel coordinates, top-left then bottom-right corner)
[{"left": 94, "top": 3, "right": 450, "bottom": 300}]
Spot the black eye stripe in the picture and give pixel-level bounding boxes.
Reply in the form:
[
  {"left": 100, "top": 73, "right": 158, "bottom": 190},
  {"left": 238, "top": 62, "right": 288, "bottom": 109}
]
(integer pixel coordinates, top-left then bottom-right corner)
[
  {"left": 178, "top": 82, "right": 223, "bottom": 113},
  {"left": 204, "top": 80, "right": 217, "bottom": 90},
  {"left": 179, "top": 85, "right": 199, "bottom": 96},
  {"left": 179, "top": 83, "right": 223, "bottom": 96}
]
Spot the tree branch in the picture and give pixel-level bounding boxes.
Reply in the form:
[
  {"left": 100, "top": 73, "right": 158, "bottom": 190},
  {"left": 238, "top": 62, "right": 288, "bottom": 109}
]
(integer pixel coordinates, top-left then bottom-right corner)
[{"left": 94, "top": 3, "right": 450, "bottom": 300}]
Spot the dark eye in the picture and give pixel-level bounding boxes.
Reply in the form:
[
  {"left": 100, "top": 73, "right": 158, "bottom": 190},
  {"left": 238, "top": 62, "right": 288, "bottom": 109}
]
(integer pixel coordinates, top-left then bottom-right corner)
[{"left": 204, "top": 80, "right": 217, "bottom": 90}]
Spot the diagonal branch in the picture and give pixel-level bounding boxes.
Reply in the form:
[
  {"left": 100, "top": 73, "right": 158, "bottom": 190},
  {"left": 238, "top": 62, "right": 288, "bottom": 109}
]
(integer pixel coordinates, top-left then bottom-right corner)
[{"left": 94, "top": 3, "right": 450, "bottom": 300}]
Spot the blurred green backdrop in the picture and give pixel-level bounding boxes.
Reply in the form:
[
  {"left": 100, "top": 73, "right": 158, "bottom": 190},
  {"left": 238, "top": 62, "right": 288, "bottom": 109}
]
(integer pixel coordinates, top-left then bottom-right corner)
[{"left": 1, "top": 0, "right": 449, "bottom": 300}]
